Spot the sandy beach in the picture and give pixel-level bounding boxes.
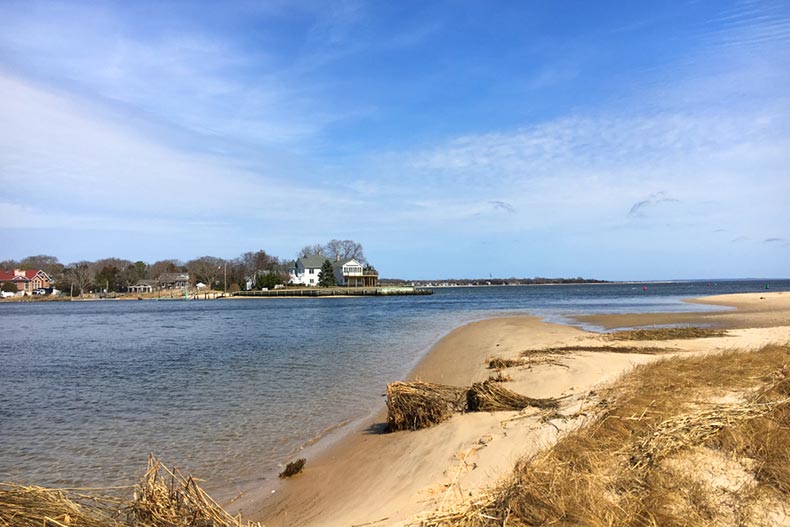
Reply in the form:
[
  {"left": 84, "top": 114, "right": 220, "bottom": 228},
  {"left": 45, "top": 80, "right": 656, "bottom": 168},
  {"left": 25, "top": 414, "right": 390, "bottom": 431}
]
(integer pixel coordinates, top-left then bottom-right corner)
[{"left": 230, "top": 292, "right": 790, "bottom": 526}]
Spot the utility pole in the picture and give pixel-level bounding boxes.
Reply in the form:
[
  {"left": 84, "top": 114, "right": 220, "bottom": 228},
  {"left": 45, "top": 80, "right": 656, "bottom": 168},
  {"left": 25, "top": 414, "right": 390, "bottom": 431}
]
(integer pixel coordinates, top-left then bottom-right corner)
[{"left": 224, "top": 261, "right": 227, "bottom": 295}]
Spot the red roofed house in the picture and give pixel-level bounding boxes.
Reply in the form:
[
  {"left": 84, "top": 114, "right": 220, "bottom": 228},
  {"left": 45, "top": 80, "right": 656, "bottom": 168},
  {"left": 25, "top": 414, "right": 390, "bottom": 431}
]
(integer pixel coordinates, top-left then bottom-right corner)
[{"left": 0, "top": 269, "right": 53, "bottom": 294}]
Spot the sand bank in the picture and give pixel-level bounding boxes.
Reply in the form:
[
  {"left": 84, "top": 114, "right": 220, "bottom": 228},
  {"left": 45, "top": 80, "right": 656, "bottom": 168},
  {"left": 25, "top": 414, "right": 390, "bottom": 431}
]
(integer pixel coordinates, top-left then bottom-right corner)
[{"left": 231, "top": 292, "right": 790, "bottom": 527}]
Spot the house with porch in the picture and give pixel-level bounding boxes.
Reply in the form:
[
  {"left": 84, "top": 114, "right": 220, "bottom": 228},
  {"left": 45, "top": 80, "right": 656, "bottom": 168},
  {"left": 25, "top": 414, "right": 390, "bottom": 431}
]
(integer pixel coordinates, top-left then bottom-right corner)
[
  {"left": 0, "top": 269, "right": 53, "bottom": 294},
  {"left": 333, "top": 258, "right": 378, "bottom": 287},
  {"left": 128, "top": 279, "right": 158, "bottom": 293},
  {"left": 290, "top": 255, "right": 379, "bottom": 287}
]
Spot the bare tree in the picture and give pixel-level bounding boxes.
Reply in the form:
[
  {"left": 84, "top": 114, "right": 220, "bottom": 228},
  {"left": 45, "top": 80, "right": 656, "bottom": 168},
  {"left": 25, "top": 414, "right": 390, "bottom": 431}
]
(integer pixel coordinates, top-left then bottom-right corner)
[
  {"left": 298, "top": 240, "right": 366, "bottom": 263},
  {"left": 89, "top": 258, "right": 133, "bottom": 292},
  {"left": 64, "top": 261, "right": 94, "bottom": 296},
  {"left": 19, "top": 255, "right": 64, "bottom": 277},
  {"left": 297, "top": 244, "right": 325, "bottom": 259},
  {"left": 0, "top": 259, "right": 19, "bottom": 271},
  {"left": 324, "top": 239, "right": 366, "bottom": 263},
  {"left": 148, "top": 259, "right": 180, "bottom": 280},
  {"left": 239, "top": 250, "right": 276, "bottom": 277},
  {"left": 186, "top": 256, "right": 225, "bottom": 289}
]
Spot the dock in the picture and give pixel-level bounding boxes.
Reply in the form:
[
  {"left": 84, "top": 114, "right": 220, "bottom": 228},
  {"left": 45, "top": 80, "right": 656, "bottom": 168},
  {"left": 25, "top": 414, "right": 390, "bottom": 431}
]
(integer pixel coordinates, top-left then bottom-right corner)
[{"left": 232, "top": 286, "right": 432, "bottom": 298}]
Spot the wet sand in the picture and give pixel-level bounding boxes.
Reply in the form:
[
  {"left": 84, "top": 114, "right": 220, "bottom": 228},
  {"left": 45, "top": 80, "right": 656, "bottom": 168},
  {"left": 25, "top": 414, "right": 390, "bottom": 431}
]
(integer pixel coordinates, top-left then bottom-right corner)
[{"left": 229, "top": 292, "right": 790, "bottom": 527}]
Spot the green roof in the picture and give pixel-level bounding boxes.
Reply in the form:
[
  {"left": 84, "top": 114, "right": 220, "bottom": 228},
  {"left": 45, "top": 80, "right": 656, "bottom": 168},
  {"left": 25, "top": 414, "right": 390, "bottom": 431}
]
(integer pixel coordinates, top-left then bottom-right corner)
[{"left": 298, "top": 255, "right": 330, "bottom": 269}]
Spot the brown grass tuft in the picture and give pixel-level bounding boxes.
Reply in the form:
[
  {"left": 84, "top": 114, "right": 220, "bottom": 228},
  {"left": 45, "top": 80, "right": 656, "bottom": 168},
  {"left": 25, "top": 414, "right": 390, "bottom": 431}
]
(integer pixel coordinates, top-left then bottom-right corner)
[
  {"left": 604, "top": 326, "right": 727, "bottom": 341},
  {"left": 467, "top": 381, "right": 558, "bottom": 412},
  {"left": 486, "top": 370, "right": 512, "bottom": 383},
  {"left": 487, "top": 357, "right": 527, "bottom": 369},
  {"left": 386, "top": 381, "right": 468, "bottom": 431},
  {"left": 0, "top": 455, "right": 261, "bottom": 527}
]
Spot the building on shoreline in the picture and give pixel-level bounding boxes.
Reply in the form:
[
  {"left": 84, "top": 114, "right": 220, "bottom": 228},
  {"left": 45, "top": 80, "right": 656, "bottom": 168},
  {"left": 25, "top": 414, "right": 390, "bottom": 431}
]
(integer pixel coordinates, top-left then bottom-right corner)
[
  {"left": 128, "top": 273, "right": 190, "bottom": 293},
  {"left": 290, "top": 255, "right": 326, "bottom": 286},
  {"left": 290, "top": 255, "right": 378, "bottom": 287},
  {"left": 333, "top": 258, "right": 378, "bottom": 287},
  {"left": 0, "top": 269, "right": 52, "bottom": 294}
]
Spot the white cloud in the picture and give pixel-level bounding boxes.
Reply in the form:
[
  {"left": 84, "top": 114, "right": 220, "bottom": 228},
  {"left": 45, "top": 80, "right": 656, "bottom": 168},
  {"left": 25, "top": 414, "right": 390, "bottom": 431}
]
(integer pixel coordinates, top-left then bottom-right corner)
[
  {"left": 0, "top": 2, "right": 338, "bottom": 147},
  {"left": 0, "top": 74, "right": 356, "bottom": 230}
]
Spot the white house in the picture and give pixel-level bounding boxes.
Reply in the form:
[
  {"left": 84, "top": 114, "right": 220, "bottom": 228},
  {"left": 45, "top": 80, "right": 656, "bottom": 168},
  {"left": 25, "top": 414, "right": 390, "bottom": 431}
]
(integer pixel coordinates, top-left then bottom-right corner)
[
  {"left": 289, "top": 255, "right": 327, "bottom": 286},
  {"left": 290, "top": 255, "right": 379, "bottom": 287},
  {"left": 334, "top": 258, "right": 379, "bottom": 287}
]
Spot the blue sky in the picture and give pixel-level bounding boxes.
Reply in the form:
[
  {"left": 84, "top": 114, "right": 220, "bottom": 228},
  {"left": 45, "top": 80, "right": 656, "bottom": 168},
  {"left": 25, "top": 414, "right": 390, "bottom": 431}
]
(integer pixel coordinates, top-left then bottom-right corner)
[{"left": 1, "top": 0, "right": 788, "bottom": 280}]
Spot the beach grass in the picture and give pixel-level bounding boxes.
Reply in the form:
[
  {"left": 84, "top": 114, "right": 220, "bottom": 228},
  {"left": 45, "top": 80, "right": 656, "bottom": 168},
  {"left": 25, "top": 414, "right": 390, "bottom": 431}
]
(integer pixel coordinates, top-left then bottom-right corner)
[
  {"left": 604, "top": 326, "right": 728, "bottom": 341},
  {"left": 386, "top": 380, "right": 559, "bottom": 431},
  {"left": 0, "top": 455, "right": 261, "bottom": 527},
  {"left": 421, "top": 343, "right": 790, "bottom": 526}
]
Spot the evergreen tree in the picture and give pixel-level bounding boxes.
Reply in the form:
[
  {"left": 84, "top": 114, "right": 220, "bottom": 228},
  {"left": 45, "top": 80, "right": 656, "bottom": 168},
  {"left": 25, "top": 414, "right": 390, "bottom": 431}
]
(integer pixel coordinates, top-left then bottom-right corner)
[{"left": 318, "top": 259, "right": 336, "bottom": 287}]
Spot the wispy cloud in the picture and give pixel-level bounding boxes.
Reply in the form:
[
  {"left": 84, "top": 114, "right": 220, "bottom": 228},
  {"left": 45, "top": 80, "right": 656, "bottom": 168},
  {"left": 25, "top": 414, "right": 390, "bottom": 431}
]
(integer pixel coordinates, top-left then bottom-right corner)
[
  {"left": 628, "top": 192, "right": 680, "bottom": 218},
  {"left": 0, "top": 74, "right": 356, "bottom": 230},
  {"left": 489, "top": 200, "right": 515, "bottom": 213}
]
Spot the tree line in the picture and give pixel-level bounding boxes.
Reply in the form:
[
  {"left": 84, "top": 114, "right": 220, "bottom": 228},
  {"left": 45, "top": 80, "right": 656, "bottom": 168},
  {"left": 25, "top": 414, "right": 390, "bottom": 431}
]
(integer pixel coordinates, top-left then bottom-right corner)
[{"left": 1, "top": 239, "right": 368, "bottom": 296}]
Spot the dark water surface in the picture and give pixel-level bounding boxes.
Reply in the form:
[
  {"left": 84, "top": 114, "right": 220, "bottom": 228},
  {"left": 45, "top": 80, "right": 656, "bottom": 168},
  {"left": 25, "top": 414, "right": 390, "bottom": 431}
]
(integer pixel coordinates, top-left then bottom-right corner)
[{"left": 1, "top": 280, "right": 787, "bottom": 491}]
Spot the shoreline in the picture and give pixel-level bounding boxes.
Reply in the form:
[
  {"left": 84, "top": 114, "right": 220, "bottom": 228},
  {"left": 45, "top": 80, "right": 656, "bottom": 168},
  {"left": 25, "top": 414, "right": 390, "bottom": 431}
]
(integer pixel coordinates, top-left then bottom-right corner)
[{"left": 230, "top": 291, "right": 790, "bottom": 526}]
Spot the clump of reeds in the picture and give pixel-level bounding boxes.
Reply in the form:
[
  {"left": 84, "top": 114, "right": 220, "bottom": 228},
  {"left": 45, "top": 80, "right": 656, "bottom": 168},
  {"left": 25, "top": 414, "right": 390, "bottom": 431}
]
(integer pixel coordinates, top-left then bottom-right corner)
[
  {"left": 279, "top": 459, "right": 306, "bottom": 479},
  {"left": 386, "top": 380, "right": 560, "bottom": 431},
  {"left": 487, "top": 370, "right": 512, "bottom": 383},
  {"left": 130, "top": 455, "right": 253, "bottom": 527},
  {"left": 386, "top": 381, "right": 468, "bottom": 431},
  {"left": 0, "top": 483, "right": 126, "bottom": 527},
  {"left": 0, "top": 455, "right": 260, "bottom": 527},
  {"left": 467, "top": 381, "right": 558, "bottom": 412},
  {"left": 604, "top": 326, "right": 727, "bottom": 341},
  {"left": 487, "top": 357, "right": 527, "bottom": 369},
  {"left": 417, "top": 344, "right": 790, "bottom": 527}
]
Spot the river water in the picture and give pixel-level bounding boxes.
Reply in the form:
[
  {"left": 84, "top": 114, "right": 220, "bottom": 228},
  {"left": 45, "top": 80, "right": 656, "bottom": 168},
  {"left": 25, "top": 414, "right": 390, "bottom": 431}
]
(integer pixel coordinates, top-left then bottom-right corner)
[{"left": 1, "top": 280, "right": 787, "bottom": 492}]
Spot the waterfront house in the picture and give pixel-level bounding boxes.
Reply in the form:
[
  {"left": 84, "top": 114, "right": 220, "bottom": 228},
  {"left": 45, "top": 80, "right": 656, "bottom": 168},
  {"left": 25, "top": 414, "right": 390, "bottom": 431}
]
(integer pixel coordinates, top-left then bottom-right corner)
[
  {"left": 0, "top": 269, "right": 52, "bottom": 294},
  {"left": 158, "top": 273, "right": 190, "bottom": 290},
  {"left": 289, "top": 255, "right": 326, "bottom": 286},
  {"left": 128, "top": 279, "right": 158, "bottom": 293},
  {"left": 333, "top": 258, "right": 378, "bottom": 287}
]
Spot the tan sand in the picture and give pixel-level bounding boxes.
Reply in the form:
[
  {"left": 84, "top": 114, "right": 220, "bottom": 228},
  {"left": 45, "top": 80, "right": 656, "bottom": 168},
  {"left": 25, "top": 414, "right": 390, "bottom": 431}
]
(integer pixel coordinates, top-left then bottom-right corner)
[
  {"left": 230, "top": 292, "right": 790, "bottom": 527},
  {"left": 576, "top": 290, "right": 790, "bottom": 330}
]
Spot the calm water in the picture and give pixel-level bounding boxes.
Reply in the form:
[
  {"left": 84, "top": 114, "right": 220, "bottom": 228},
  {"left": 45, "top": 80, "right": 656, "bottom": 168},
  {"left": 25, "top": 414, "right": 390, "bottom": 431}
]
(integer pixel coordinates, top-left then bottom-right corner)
[{"left": 1, "top": 280, "right": 788, "bottom": 493}]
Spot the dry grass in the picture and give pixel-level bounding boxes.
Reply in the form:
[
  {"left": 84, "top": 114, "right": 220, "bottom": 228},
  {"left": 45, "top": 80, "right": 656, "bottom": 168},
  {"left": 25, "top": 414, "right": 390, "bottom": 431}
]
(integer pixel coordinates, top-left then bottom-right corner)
[
  {"left": 529, "top": 345, "right": 672, "bottom": 355},
  {"left": 387, "top": 381, "right": 469, "bottom": 431},
  {"left": 487, "top": 357, "right": 527, "bottom": 369},
  {"left": 604, "top": 326, "right": 727, "bottom": 341},
  {"left": 0, "top": 484, "right": 127, "bottom": 527},
  {"left": 386, "top": 381, "right": 559, "bottom": 431},
  {"left": 467, "top": 381, "right": 558, "bottom": 412},
  {"left": 486, "top": 371, "right": 512, "bottom": 383},
  {"left": 0, "top": 455, "right": 260, "bottom": 527},
  {"left": 418, "top": 343, "right": 790, "bottom": 526}
]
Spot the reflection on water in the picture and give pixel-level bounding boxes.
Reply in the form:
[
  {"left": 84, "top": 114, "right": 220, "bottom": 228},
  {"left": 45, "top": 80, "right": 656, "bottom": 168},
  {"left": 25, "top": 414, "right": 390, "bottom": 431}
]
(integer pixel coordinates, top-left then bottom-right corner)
[{"left": 0, "top": 280, "right": 786, "bottom": 491}]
